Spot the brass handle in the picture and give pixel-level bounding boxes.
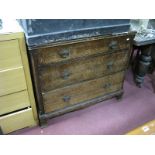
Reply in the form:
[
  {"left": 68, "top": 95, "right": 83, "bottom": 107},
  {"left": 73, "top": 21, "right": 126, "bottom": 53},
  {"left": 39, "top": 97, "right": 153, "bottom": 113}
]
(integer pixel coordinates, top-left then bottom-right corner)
[
  {"left": 107, "top": 61, "right": 114, "bottom": 70},
  {"left": 58, "top": 49, "right": 70, "bottom": 58},
  {"left": 103, "top": 83, "right": 111, "bottom": 89},
  {"left": 63, "top": 96, "right": 71, "bottom": 102},
  {"left": 61, "top": 69, "right": 71, "bottom": 79},
  {"left": 109, "top": 41, "right": 118, "bottom": 49}
]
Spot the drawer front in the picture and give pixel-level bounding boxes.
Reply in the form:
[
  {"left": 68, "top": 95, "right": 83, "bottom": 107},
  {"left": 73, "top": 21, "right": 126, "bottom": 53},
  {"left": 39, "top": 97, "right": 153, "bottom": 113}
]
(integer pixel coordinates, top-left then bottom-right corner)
[
  {"left": 0, "top": 108, "right": 36, "bottom": 134},
  {"left": 0, "top": 67, "right": 27, "bottom": 96},
  {"left": 43, "top": 71, "right": 124, "bottom": 113},
  {"left": 0, "top": 90, "right": 30, "bottom": 115},
  {"left": 39, "top": 51, "right": 128, "bottom": 92},
  {"left": 36, "top": 35, "right": 131, "bottom": 65},
  {"left": 0, "top": 40, "right": 23, "bottom": 71}
]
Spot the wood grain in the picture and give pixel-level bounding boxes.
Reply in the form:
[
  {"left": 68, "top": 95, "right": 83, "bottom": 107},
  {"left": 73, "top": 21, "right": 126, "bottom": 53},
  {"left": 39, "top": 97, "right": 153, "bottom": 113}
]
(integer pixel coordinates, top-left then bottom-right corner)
[
  {"left": 43, "top": 71, "right": 124, "bottom": 113},
  {"left": 36, "top": 35, "right": 130, "bottom": 65},
  {"left": 0, "top": 90, "right": 30, "bottom": 115},
  {"left": 39, "top": 51, "right": 128, "bottom": 92},
  {"left": 43, "top": 90, "right": 123, "bottom": 119},
  {"left": 0, "top": 40, "right": 23, "bottom": 71},
  {"left": 29, "top": 32, "right": 135, "bottom": 125}
]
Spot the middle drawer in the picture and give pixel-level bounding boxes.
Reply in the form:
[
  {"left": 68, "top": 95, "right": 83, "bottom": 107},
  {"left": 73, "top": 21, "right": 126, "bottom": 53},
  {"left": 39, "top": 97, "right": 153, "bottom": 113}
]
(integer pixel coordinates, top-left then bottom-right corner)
[{"left": 38, "top": 51, "right": 129, "bottom": 92}]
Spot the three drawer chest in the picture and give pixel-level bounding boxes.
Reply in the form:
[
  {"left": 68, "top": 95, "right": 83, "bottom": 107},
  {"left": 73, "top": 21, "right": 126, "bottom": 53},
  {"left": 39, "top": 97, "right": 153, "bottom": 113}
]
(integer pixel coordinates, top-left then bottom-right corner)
[{"left": 19, "top": 20, "right": 135, "bottom": 126}]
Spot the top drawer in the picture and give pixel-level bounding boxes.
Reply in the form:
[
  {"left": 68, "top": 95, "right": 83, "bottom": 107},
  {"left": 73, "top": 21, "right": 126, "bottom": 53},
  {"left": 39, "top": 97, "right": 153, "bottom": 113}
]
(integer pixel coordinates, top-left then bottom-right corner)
[
  {"left": 0, "top": 40, "right": 23, "bottom": 71},
  {"left": 35, "top": 35, "right": 131, "bottom": 66}
]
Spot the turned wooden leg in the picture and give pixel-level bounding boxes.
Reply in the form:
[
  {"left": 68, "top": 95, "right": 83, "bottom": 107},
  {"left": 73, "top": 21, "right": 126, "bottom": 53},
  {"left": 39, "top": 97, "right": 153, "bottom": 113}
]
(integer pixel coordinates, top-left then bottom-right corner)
[{"left": 135, "top": 45, "right": 152, "bottom": 87}]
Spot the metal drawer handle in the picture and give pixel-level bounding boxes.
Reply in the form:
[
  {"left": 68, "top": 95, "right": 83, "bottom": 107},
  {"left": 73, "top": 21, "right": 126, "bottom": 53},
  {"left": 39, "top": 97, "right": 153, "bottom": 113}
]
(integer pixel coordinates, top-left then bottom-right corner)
[
  {"left": 63, "top": 96, "right": 71, "bottom": 102},
  {"left": 103, "top": 83, "right": 111, "bottom": 89},
  {"left": 107, "top": 61, "right": 114, "bottom": 70},
  {"left": 61, "top": 69, "right": 72, "bottom": 79},
  {"left": 58, "top": 49, "right": 70, "bottom": 58},
  {"left": 109, "top": 41, "right": 118, "bottom": 49}
]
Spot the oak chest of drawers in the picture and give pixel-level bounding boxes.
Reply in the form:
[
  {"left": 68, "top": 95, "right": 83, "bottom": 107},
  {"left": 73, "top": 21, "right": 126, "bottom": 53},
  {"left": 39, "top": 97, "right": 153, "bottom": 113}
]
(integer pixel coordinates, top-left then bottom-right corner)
[{"left": 28, "top": 32, "right": 135, "bottom": 126}]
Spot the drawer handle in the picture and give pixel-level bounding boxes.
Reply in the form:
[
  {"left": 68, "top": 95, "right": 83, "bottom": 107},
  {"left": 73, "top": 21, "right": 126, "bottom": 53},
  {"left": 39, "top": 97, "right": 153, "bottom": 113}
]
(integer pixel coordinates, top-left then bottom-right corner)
[
  {"left": 103, "top": 83, "right": 111, "bottom": 89},
  {"left": 107, "top": 61, "right": 114, "bottom": 70},
  {"left": 61, "top": 70, "right": 72, "bottom": 79},
  {"left": 109, "top": 41, "right": 118, "bottom": 49},
  {"left": 63, "top": 96, "right": 71, "bottom": 102},
  {"left": 58, "top": 49, "right": 70, "bottom": 58}
]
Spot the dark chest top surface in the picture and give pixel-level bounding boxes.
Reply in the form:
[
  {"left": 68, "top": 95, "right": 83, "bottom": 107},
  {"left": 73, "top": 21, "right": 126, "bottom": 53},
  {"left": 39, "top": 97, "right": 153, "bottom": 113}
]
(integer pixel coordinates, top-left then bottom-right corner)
[{"left": 18, "top": 19, "right": 131, "bottom": 48}]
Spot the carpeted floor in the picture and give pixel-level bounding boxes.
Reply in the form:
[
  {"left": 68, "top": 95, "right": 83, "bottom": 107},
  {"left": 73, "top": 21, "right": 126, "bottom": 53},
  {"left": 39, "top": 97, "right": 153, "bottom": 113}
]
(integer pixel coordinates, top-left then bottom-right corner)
[{"left": 12, "top": 69, "right": 155, "bottom": 135}]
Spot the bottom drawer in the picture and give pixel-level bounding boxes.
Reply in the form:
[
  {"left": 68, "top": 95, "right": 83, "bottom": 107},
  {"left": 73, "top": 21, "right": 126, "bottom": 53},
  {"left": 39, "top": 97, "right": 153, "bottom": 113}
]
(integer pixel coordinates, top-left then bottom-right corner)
[
  {"left": 0, "top": 108, "right": 36, "bottom": 134},
  {"left": 43, "top": 71, "right": 125, "bottom": 113}
]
